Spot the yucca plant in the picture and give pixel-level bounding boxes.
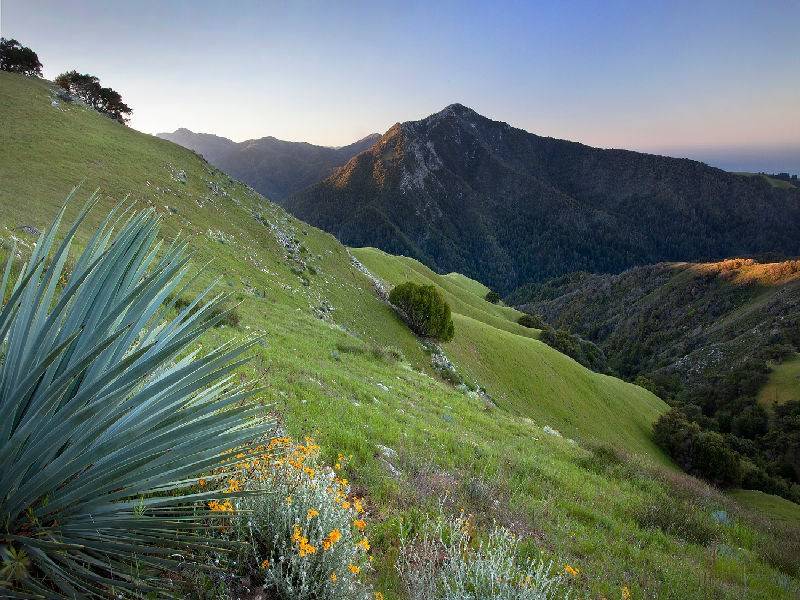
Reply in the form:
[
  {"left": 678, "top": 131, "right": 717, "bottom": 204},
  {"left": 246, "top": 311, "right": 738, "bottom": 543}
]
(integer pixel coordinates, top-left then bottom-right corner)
[{"left": 0, "top": 193, "right": 273, "bottom": 597}]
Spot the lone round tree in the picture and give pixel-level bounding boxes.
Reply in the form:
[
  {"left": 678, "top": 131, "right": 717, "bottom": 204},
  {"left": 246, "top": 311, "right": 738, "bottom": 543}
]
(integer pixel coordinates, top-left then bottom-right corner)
[
  {"left": 389, "top": 282, "right": 455, "bottom": 342},
  {"left": 485, "top": 290, "right": 501, "bottom": 304}
]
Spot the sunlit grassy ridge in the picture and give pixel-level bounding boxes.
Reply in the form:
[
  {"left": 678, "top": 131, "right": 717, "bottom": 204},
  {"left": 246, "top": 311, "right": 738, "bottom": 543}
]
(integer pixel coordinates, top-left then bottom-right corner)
[
  {"left": 0, "top": 71, "right": 427, "bottom": 367},
  {"left": 352, "top": 247, "right": 668, "bottom": 460},
  {"left": 1, "top": 72, "right": 798, "bottom": 598}
]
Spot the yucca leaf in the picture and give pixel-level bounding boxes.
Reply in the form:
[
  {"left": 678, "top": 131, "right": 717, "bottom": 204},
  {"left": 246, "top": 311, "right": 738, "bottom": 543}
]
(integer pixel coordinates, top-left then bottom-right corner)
[{"left": 1, "top": 240, "right": 16, "bottom": 301}]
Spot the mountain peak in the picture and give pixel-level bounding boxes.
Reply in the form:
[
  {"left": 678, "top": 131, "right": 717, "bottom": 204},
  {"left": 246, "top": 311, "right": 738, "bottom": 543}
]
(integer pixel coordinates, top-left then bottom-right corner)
[
  {"left": 442, "top": 102, "right": 474, "bottom": 113},
  {"left": 399, "top": 103, "right": 500, "bottom": 138},
  {"left": 430, "top": 103, "right": 479, "bottom": 120},
  {"left": 288, "top": 106, "right": 800, "bottom": 295}
]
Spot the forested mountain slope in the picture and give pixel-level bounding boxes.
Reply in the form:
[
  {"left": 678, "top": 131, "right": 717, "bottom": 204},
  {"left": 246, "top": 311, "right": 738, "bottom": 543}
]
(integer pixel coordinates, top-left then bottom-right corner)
[
  {"left": 512, "top": 259, "right": 800, "bottom": 386},
  {"left": 288, "top": 103, "right": 800, "bottom": 294},
  {"left": 513, "top": 259, "right": 800, "bottom": 501}
]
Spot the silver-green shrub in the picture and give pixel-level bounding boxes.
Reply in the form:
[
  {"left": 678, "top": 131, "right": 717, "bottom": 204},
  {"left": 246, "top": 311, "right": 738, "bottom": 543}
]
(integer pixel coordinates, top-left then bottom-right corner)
[
  {"left": 226, "top": 437, "right": 374, "bottom": 599},
  {"left": 397, "top": 512, "right": 570, "bottom": 600}
]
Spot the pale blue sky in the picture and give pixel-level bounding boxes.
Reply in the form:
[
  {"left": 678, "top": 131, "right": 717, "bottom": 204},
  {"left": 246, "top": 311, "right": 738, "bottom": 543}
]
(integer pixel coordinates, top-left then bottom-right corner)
[{"left": 3, "top": 1, "right": 799, "bottom": 172}]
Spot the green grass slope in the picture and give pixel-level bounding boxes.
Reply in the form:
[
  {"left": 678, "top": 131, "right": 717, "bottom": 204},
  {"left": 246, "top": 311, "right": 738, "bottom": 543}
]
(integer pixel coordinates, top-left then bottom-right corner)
[
  {"left": 731, "top": 490, "right": 800, "bottom": 525},
  {"left": 759, "top": 354, "right": 800, "bottom": 406},
  {"left": 0, "top": 71, "right": 427, "bottom": 368},
  {"left": 352, "top": 247, "right": 668, "bottom": 460},
  {"left": 1, "top": 72, "right": 798, "bottom": 598}
]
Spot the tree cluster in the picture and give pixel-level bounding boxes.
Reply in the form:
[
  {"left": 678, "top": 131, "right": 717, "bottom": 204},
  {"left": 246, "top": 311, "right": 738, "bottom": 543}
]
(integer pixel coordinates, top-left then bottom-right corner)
[
  {"left": 0, "top": 38, "right": 42, "bottom": 76},
  {"left": 539, "top": 325, "right": 609, "bottom": 374},
  {"left": 517, "top": 313, "right": 545, "bottom": 329},
  {"left": 389, "top": 282, "right": 455, "bottom": 342},
  {"left": 55, "top": 70, "right": 132, "bottom": 124},
  {"left": 653, "top": 409, "right": 743, "bottom": 487},
  {"left": 484, "top": 290, "right": 501, "bottom": 304},
  {"left": 661, "top": 369, "right": 800, "bottom": 502},
  {"left": 615, "top": 343, "right": 799, "bottom": 502}
]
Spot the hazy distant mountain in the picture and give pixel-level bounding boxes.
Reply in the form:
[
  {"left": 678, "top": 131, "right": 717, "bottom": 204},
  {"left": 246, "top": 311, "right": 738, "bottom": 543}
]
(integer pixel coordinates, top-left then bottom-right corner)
[
  {"left": 286, "top": 104, "right": 800, "bottom": 294},
  {"left": 156, "top": 128, "right": 238, "bottom": 164},
  {"left": 659, "top": 146, "right": 800, "bottom": 177},
  {"left": 157, "top": 129, "right": 380, "bottom": 202}
]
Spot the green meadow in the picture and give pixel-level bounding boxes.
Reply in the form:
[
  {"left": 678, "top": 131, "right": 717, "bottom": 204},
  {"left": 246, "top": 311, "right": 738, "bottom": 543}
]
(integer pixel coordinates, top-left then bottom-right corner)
[{"left": 759, "top": 355, "right": 800, "bottom": 406}]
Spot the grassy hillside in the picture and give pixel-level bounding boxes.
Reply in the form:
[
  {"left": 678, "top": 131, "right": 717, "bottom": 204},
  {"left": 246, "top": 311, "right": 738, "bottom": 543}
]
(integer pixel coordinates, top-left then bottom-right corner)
[
  {"left": 352, "top": 248, "right": 667, "bottom": 460},
  {"left": 2, "top": 71, "right": 799, "bottom": 598},
  {"left": 353, "top": 247, "right": 538, "bottom": 338}
]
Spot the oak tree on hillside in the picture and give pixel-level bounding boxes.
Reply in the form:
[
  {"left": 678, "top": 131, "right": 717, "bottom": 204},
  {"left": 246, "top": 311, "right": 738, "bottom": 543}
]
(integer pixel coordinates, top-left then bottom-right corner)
[
  {"left": 55, "top": 70, "right": 132, "bottom": 123},
  {"left": 0, "top": 38, "right": 42, "bottom": 76},
  {"left": 517, "top": 313, "right": 545, "bottom": 329}
]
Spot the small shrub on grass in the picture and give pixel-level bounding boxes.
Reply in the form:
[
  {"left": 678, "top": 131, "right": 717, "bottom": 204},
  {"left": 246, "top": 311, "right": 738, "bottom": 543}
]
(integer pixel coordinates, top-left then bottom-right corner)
[
  {"left": 577, "top": 442, "right": 637, "bottom": 480},
  {"left": 397, "top": 512, "right": 570, "bottom": 599},
  {"left": 427, "top": 342, "right": 466, "bottom": 386},
  {"left": 439, "top": 367, "right": 465, "bottom": 386},
  {"left": 539, "top": 326, "right": 609, "bottom": 373},
  {"left": 214, "top": 436, "right": 375, "bottom": 599},
  {"left": 334, "top": 340, "right": 404, "bottom": 364},
  {"left": 336, "top": 340, "right": 369, "bottom": 355},
  {"left": 217, "top": 303, "right": 241, "bottom": 327},
  {"left": 757, "top": 520, "right": 800, "bottom": 578},
  {"left": 389, "top": 282, "right": 455, "bottom": 342},
  {"left": 634, "top": 498, "right": 720, "bottom": 546},
  {"left": 371, "top": 344, "right": 405, "bottom": 363}
]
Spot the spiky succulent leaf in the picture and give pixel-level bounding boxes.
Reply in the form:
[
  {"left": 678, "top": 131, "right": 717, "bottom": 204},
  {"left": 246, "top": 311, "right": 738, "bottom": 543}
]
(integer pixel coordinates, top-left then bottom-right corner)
[{"left": 0, "top": 193, "right": 272, "bottom": 597}]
